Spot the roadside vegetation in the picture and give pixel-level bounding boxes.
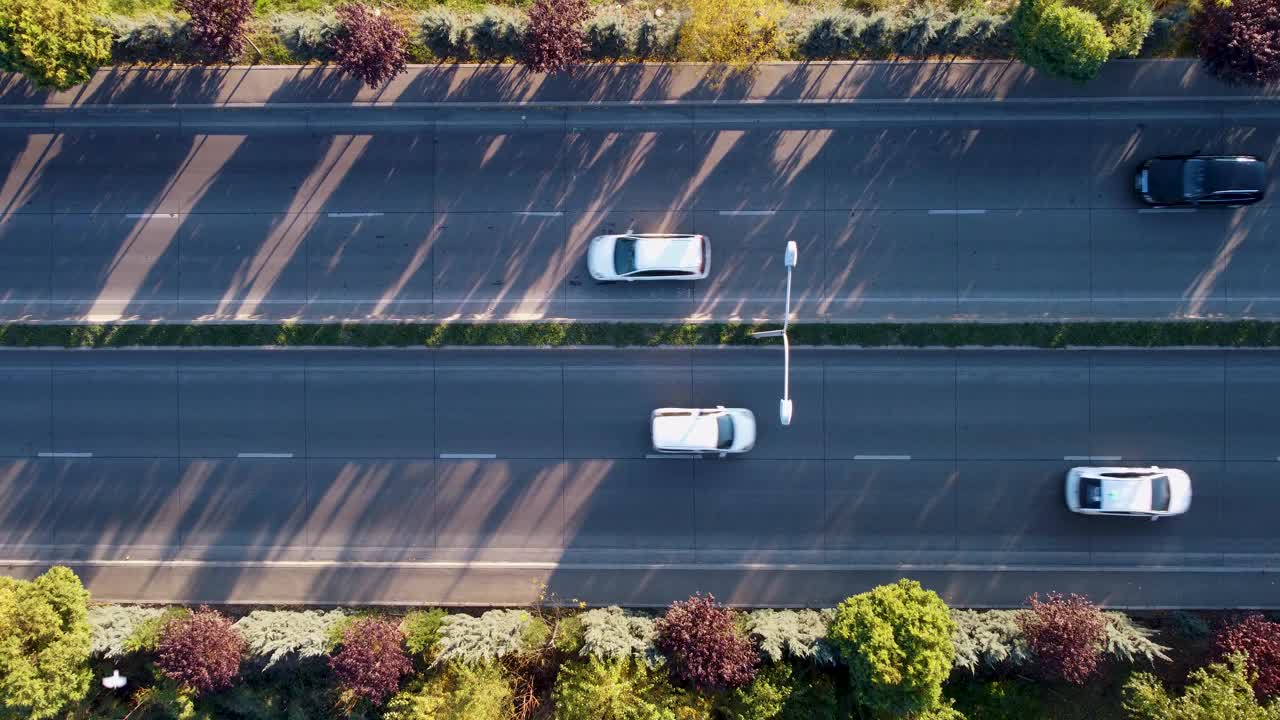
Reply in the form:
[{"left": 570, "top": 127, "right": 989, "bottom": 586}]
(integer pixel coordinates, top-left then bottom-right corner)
[
  {"left": 5, "top": 320, "right": 1280, "bottom": 348},
  {"left": 0, "top": 0, "right": 1261, "bottom": 91},
  {"left": 4, "top": 567, "right": 1280, "bottom": 719}
]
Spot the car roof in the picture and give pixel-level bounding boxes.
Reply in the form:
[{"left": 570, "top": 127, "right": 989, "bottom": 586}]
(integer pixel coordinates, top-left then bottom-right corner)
[
  {"left": 1204, "top": 157, "right": 1265, "bottom": 193},
  {"left": 653, "top": 410, "right": 719, "bottom": 450},
  {"left": 629, "top": 236, "right": 703, "bottom": 272},
  {"left": 1096, "top": 477, "right": 1154, "bottom": 513}
]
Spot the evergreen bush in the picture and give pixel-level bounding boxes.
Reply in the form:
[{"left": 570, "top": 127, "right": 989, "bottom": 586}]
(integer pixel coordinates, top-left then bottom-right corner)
[
  {"left": 88, "top": 604, "right": 164, "bottom": 659},
  {"left": 234, "top": 609, "right": 347, "bottom": 669},
  {"left": 469, "top": 6, "right": 526, "bottom": 61},
  {"left": 746, "top": 609, "right": 837, "bottom": 666}
]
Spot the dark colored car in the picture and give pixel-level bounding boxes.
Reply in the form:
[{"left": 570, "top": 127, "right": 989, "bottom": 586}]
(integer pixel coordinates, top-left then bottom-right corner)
[{"left": 1135, "top": 155, "right": 1266, "bottom": 207}]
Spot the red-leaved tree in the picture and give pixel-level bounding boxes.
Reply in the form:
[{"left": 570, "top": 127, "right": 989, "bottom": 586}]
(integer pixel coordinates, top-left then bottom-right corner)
[
  {"left": 332, "top": 3, "right": 409, "bottom": 89},
  {"left": 156, "top": 608, "right": 246, "bottom": 693},
  {"left": 176, "top": 0, "right": 255, "bottom": 62},
  {"left": 1194, "top": 0, "right": 1280, "bottom": 87},
  {"left": 654, "top": 593, "right": 758, "bottom": 691},
  {"left": 521, "top": 0, "right": 590, "bottom": 73},
  {"left": 329, "top": 617, "right": 413, "bottom": 706},
  {"left": 1216, "top": 614, "right": 1280, "bottom": 699},
  {"left": 1018, "top": 593, "right": 1105, "bottom": 685}
]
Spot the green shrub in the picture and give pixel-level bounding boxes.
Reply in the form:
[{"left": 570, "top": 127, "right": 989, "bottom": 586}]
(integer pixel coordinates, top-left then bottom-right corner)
[
  {"left": 234, "top": 609, "right": 347, "bottom": 669},
  {"left": 436, "top": 610, "right": 537, "bottom": 665},
  {"left": 469, "top": 6, "right": 525, "bottom": 61},
  {"left": 584, "top": 6, "right": 636, "bottom": 60},
  {"left": 418, "top": 7, "right": 467, "bottom": 60},
  {"left": 384, "top": 663, "right": 514, "bottom": 720},
  {"left": 1076, "top": 0, "right": 1152, "bottom": 57},
  {"left": 0, "top": 0, "right": 111, "bottom": 90},
  {"left": 799, "top": 11, "right": 863, "bottom": 58},
  {"left": 943, "top": 11, "right": 1015, "bottom": 56},
  {"left": 554, "top": 615, "right": 585, "bottom": 655},
  {"left": 895, "top": 7, "right": 947, "bottom": 54},
  {"left": 1168, "top": 611, "right": 1211, "bottom": 641},
  {"left": 828, "top": 579, "right": 956, "bottom": 717},
  {"left": 1124, "top": 653, "right": 1280, "bottom": 720},
  {"left": 578, "top": 607, "right": 658, "bottom": 665},
  {"left": 719, "top": 663, "right": 796, "bottom": 720},
  {"left": 859, "top": 12, "right": 900, "bottom": 57},
  {"left": 103, "top": 14, "right": 192, "bottom": 64},
  {"left": 951, "top": 609, "right": 1031, "bottom": 673},
  {"left": 746, "top": 610, "right": 836, "bottom": 666},
  {"left": 402, "top": 609, "right": 449, "bottom": 661},
  {"left": 124, "top": 606, "right": 190, "bottom": 654},
  {"left": 634, "top": 11, "right": 681, "bottom": 58},
  {"left": 947, "top": 678, "right": 1046, "bottom": 720},
  {"left": 776, "top": 664, "right": 841, "bottom": 720},
  {"left": 0, "top": 567, "right": 94, "bottom": 720},
  {"left": 88, "top": 605, "right": 164, "bottom": 660},
  {"left": 271, "top": 10, "right": 340, "bottom": 62},
  {"left": 553, "top": 658, "right": 682, "bottom": 720},
  {"left": 1013, "top": 0, "right": 1111, "bottom": 81},
  {"left": 675, "top": 0, "right": 786, "bottom": 67},
  {"left": 1103, "top": 612, "right": 1170, "bottom": 665}
]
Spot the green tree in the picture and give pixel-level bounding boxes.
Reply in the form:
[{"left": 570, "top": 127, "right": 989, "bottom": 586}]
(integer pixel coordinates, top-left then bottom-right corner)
[
  {"left": 720, "top": 663, "right": 794, "bottom": 720},
  {"left": 0, "top": 567, "right": 93, "bottom": 720},
  {"left": 1124, "top": 653, "right": 1280, "bottom": 720},
  {"left": 675, "top": 0, "right": 786, "bottom": 68},
  {"left": 1075, "top": 0, "right": 1154, "bottom": 58},
  {"left": 552, "top": 658, "right": 683, "bottom": 720},
  {"left": 383, "top": 663, "right": 513, "bottom": 720},
  {"left": 1014, "top": 0, "right": 1112, "bottom": 82},
  {"left": 0, "top": 0, "right": 111, "bottom": 90},
  {"left": 828, "top": 579, "right": 956, "bottom": 717}
]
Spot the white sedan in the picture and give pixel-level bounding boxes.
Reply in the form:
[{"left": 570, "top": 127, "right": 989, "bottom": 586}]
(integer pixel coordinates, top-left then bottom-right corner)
[
  {"left": 651, "top": 407, "right": 755, "bottom": 457},
  {"left": 1065, "top": 466, "right": 1192, "bottom": 519},
  {"left": 587, "top": 234, "right": 710, "bottom": 281}
]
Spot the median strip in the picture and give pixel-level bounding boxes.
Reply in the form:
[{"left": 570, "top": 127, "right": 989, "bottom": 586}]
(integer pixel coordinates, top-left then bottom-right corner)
[{"left": 4, "top": 321, "right": 1280, "bottom": 349}]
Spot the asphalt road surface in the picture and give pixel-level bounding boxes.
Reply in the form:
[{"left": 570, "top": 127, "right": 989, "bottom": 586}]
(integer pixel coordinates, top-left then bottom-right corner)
[
  {"left": 5, "top": 347, "right": 1280, "bottom": 607},
  {"left": 0, "top": 104, "right": 1278, "bottom": 322}
]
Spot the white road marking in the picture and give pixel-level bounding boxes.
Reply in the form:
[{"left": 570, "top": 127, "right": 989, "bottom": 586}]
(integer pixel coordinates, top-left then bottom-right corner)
[
  {"left": 928, "top": 209, "right": 987, "bottom": 215},
  {"left": 513, "top": 211, "right": 563, "bottom": 217},
  {"left": 326, "top": 212, "right": 384, "bottom": 218},
  {"left": 717, "top": 210, "right": 777, "bottom": 216},
  {"left": 124, "top": 213, "right": 178, "bottom": 219},
  {"left": 645, "top": 454, "right": 701, "bottom": 460},
  {"left": 237, "top": 452, "right": 294, "bottom": 458},
  {"left": 440, "top": 453, "right": 497, "bottom": 459},
  {"left": 38, "top": 451, "right": 92, "bottom": 458},
  {"left": 1138, "top": 208, "right": 1197, "bottom": 214},
  {"left": 1064, "top": 455, "right": 1122, "bottom": 461},
  {"left": 853, "top": 454, "right": 912, "bottom": 460}
]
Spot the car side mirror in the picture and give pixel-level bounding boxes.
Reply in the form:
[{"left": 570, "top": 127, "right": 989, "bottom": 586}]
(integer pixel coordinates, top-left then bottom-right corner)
[
  {"left": 718, "top": 452, "right": 727, "bottom": 459},
  {"left": 1150, "top": 516, "right": 1159, "bottom": 523}
]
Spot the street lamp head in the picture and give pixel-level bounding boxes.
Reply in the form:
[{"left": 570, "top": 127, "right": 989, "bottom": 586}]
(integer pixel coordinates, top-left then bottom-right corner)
[
  {"left": 784, "top": 241, "right": 798, "bottom": 268},
  {"left": 779, "top": 398, "right": 793, "bottom": 426}
]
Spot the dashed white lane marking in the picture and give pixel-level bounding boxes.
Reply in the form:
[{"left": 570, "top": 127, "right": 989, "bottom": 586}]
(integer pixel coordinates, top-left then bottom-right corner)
[
  {"left": 1064, "top": 455, "right": 1123, "bottom": 461},
  {"left": 1138, "top": 208, "right": 1197, "bottom": 214},
  {"left": 928, "top": 209, "right": 987, "bottom": 215},
  {"left": 645, "top": 454, "right": 701, "bottom": 460},
  {"left": 853, "top": 454, "right": 912, "bottom": 460},
  {"left": 513, "top": 211, "right": 563, "bottom": 217},
  {"left": 237, "top": 452, "right": 294, "bottom": 458},
  {"left": 326, "top": 212, "right": 384, "bottom": 218},
  {"left": 440, "top": 453, "right": 497, "bottom": 459},
  {"left": 718, "top": 210, "right": 777, "bottom": 216},
  {"left": 38, "top": 451, "right": 92, "bottom": 458},
  {"left": 125, "top": 213, "right": 178, "bottom": 219}
]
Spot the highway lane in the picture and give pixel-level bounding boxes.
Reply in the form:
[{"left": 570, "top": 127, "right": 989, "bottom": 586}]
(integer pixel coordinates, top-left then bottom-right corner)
[
  {"left": 0, "top": 105, "right": 1277, "bottom": 322},
  {"left": 3, "top": 347, "right": 1280, "bottom": 606}
]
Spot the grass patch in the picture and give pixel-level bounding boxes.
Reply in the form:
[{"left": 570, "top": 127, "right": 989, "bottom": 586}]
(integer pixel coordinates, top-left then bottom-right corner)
[{"left": 3, "top": 321, "right": 1280, "bottom": 349}]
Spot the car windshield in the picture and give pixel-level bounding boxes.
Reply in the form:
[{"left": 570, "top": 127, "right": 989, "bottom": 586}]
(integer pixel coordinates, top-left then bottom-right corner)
[
  {"left": 1183, "top": 159, "right": 1207, "bottom": 199},
  {"left": 716, "top": 414, "right": 734, "bottom": 450},
  {"left": 1080, "top": 478, "right": 1102, "bottom": 509},
  {"left": 613, "top": 238, "right": 637, "bottom": 275},
  {"left": 1150, "top": 476, "right": 1171, "bottom": 512}
]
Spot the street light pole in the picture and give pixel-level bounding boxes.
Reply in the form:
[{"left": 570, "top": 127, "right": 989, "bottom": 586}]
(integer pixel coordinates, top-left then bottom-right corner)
[{"left": 752, "top": 241, "right": 798, "bottom": 426}]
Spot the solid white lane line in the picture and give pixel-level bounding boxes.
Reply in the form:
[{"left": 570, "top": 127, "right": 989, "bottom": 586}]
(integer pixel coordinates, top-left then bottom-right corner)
[
  {"left": 125, "top": 213, "right": 178, "bottom": 219},
  {"left": 513, "top": 211, "right": 563, "bottom": 217},
  {"left": 1138, "top": 208, "right": 1197, "bottom": 214},
  {"left": 326, "top": 212, "right": 384, "bottom": 218},
  {"left": 645, "top": 454, "right": 701, "bottom": 460},
  {"left": 38, "top": 451, "right": 92, "bottom": 458},
  {"left": 717, "top": 210, "right": 777, "bottom": 216},
  {"left": 853, "top": 454, "right": 912, "bottom": 461},
  {"left": 928, "top": 209, "right": 987, "bottom": 215},
  {"left": 1063, "top": 455, "right": 1122, "bottom": 461},
  {"left": 237, "top": 452, "right": 294, "bottom": 459},
  {"left": 440, "top": 453, "right": 497, "bottom": 459}
]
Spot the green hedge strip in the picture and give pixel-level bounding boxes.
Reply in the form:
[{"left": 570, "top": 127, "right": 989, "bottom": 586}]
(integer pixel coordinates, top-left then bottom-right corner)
[{"left": 3, "top": 321, "right": 1280, "bottom": 348}]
